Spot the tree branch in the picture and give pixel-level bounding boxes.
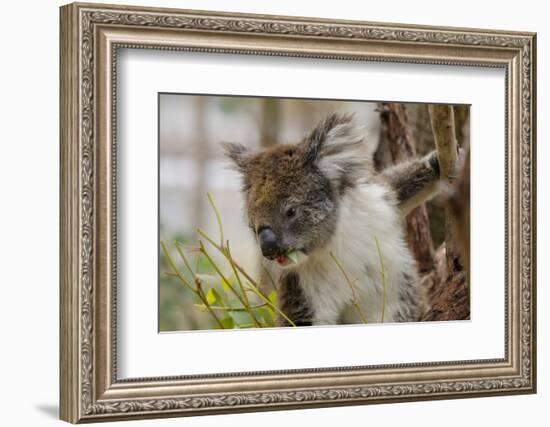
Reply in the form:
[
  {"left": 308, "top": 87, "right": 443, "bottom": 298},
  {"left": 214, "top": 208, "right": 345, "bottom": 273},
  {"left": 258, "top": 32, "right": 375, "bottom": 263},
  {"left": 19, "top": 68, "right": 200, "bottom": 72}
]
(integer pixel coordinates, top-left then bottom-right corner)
[{"left": 428, "top": 105, "right": 461, "bottom": 273}]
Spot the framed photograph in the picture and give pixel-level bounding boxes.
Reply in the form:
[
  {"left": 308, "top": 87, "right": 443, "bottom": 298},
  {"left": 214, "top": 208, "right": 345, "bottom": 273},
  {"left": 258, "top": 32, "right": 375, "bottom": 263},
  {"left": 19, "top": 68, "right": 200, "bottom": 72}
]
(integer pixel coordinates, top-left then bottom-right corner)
[{"left": 60, "top": 2, "right": 536, "bottom": 423}]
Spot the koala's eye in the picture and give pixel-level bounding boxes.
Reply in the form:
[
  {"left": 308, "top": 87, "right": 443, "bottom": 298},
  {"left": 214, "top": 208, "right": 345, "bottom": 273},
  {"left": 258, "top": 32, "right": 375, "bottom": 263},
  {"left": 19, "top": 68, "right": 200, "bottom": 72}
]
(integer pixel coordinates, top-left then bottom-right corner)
[{"left": 285, "top": 207, "right": 297, "bottom": 218}]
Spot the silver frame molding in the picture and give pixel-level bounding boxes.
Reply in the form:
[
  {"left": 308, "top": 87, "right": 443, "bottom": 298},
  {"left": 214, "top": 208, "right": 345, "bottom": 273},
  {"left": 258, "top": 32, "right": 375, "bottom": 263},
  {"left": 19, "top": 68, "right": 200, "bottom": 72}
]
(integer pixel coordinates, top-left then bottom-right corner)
[{"left": 60, "top": 2, "right": 536, "bottom": 423}]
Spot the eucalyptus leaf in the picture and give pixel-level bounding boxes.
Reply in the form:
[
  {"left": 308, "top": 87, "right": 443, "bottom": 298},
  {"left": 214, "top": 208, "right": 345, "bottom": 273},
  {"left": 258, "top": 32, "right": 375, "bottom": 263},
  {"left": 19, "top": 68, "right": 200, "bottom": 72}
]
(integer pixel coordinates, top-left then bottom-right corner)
[
  {"left": 220, "top": 316, "right": 235, "bottom": 329},
  {"left": 206, "top": 288, "right": 222, "bottom": 306},
  {"left": 257, "top": 307, "right": 275, "bottom": 326},
  {"left": 220, "top": 274, "right": 234, "bottom": 292},
  {"left": 287, "top": 250, "right": 298, "bottom": 264},
  {"left": 268, "top": 290, "right": 277, "bottom": 306}
]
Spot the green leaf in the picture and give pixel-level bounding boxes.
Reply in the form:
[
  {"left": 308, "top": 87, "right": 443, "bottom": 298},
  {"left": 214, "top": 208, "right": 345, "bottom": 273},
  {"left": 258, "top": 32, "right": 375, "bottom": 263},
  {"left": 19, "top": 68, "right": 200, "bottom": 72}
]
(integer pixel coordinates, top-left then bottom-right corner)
[
  {"left": 257, "top": 307, "right": 274, "bottom": 326},
  {"left": 287, "top": 250, "right": 298, "bottom": 264},
  {"left": 220, "top": 274, "right": 234, "bottom": 292},
  {"left": 220, "top": 316, "right": 235, "bottom": 329},
  {"left": 206, "top": 288, "right": 219, "bottom": 305},
  {"left": 268, "top": 291, "right": 277, "bottom": 306}
]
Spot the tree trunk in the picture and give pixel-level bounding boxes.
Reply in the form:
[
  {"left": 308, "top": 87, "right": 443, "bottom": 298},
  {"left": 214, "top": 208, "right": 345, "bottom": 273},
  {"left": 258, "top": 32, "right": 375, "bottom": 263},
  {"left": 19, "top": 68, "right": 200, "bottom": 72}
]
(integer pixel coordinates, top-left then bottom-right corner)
[
  {"left": 376, "top": 103, "right": 435, "bottom": 274},
  {"left": 428, "top": 105, "right": 461, "bottom": 274},
  {"left": 449, "top": 105, "right": 470, "bottom": 272},
  {"left": 421, "top": 244, "right": 469, "bottom": 321},
  {"left": 421, "top": 105, "right": 470, "bottom": 321},
  {"left": 376, "top": 103, "right": 470, "bottom": 322},
  {"left": 449, "top": 148, "right": 470, "bottom": 274}
]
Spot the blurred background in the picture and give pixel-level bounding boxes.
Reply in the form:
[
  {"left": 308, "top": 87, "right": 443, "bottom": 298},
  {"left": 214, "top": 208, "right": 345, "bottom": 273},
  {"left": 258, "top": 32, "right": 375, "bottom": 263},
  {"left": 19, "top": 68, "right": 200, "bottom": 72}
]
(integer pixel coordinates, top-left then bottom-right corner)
[{"left": 159, "top": 94, "right": 470, "bottom": 331}]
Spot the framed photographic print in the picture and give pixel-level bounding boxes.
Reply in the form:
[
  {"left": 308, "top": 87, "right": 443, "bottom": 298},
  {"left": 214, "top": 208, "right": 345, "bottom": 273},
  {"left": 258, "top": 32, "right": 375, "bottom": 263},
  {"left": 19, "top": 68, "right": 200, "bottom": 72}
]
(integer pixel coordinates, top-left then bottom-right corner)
[{"left": 59, "top": 2, "right": 537, "bottom": 423}]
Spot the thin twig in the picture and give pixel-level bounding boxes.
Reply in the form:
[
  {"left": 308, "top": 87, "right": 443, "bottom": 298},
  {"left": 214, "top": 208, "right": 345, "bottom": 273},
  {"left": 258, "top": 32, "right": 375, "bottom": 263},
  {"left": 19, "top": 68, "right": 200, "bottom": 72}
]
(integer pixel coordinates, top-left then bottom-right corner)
[
  {"left": 198, "top": 241, "right": 262, "bottom": 327},
  {"left": 330, "top": 252, "right": 368, "bottom": 324},
  {"left": 226, "top": 240, "right": 262, "bottom": 327},
  {"left": 160, "top": 241, "right": 195, "bottom": 293},
  {"left": 160, "top": 240, "right": 225, "bottom": 329},
  {"left": 262, "top": 266, "right": 278, "bottom": 292},
  {"left": 194, "top": 303, "right": 269, "bottom": 311},
  {"left": 207, "top": 192, "right": 224, "bottom": 248},
  {"left": 174, "top": 241, "right": 195, "bottom": 277},
  {"left": 243, "top": 284, "right": 296, "bottom": 327},
  {"left": 195, "top": 251, "right": 202, "bottom": 274},
  {"left": 197, "top": 228, "right": 269, "bottom": 299},
  {"left": 197, "top": 228, "right": 296, "bottom": 326},
  {"left": 374, "top": 237, "right": 387, "bottom": 323}
]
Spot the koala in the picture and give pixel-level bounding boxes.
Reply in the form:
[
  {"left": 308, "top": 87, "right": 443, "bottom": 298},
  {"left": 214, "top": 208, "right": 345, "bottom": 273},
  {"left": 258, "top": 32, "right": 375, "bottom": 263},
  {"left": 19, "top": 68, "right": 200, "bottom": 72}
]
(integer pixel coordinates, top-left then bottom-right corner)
[{"left": 223, "top": 113, "right": 441, "bottom": 326}]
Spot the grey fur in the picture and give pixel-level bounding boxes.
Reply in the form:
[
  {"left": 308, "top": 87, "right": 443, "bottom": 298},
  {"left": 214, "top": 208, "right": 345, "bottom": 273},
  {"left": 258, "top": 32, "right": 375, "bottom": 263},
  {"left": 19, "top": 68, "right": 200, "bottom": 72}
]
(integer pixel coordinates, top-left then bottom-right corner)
[
  {"left": 381, "top": 151, "right": 441, "bottom": 216},
  {"left": 394, "top": 273, "right": 426, "bottom": 322},
  {"left": 222, "top": 142, "right": 255, "bottom": 175},
  {"left": 277, "top": 272, "right": 314, "bottom": 326},
  {"left": 303, "top": 113, "right": 356, "bottom": 163},
  {"left": 304, "top": 113, "right": 371, "bottom": 192}
]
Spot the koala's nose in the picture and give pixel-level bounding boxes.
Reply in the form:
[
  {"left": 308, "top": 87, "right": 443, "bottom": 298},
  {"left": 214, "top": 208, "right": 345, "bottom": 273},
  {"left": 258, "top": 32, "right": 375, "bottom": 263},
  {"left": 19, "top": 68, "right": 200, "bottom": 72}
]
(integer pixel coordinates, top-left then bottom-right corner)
[{"left": 258, "top": 227, "right": 279, "bottom": 258}]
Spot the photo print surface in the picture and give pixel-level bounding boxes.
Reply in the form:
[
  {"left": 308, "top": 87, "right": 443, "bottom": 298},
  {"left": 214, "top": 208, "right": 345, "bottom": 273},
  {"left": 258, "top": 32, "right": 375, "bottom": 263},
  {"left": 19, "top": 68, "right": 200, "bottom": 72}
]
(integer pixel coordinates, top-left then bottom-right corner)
[{"left": 159, "top": 94, "right": 470, "bottom": 332}]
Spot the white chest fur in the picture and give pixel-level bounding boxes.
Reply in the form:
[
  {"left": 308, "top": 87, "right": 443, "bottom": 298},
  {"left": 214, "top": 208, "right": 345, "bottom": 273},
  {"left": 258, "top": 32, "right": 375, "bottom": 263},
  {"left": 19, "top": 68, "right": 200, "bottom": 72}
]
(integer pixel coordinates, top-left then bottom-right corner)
[{"left": 286, "top": 182, "right": 418, "bottom": 325}]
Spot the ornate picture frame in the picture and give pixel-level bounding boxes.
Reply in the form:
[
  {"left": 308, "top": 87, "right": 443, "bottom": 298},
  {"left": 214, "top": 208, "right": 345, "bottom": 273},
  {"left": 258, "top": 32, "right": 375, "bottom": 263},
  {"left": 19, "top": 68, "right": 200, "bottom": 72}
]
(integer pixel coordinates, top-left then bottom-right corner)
[{"left": 60, "top": 2, "right": 536, "bottom": 423}]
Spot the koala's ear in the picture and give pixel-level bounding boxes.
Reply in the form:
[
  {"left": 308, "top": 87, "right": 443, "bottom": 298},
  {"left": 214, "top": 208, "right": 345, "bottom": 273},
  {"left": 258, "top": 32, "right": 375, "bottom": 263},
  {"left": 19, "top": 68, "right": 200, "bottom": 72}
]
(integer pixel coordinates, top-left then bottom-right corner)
[
  {"left": 303, "top": 113, "right": 370, "bottom": 186},
  {"left": 222, "top": 142, "right": 254, "bottom": 174}
]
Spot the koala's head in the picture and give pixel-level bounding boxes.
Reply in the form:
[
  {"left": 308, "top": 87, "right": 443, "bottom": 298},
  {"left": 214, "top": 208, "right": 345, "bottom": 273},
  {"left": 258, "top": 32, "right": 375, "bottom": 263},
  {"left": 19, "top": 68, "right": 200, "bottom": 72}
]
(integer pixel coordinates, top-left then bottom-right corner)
[{"left": 223, "top": 113, "right": 370, "bottom": 268}]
